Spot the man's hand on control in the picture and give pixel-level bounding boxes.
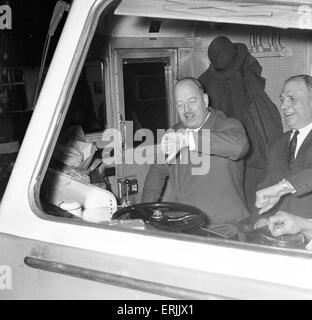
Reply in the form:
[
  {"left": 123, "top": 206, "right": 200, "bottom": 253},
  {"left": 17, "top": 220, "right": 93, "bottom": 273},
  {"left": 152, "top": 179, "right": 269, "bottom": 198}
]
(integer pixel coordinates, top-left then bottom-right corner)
[
  {"left": 255, "top": 179, "right": 295, "bottom": 214},
  {"left": 161, "top": 131, "right": 189, "bottom": 163},
  {"left": 267, "top": 211, "right": 311, "bottom": 239}
]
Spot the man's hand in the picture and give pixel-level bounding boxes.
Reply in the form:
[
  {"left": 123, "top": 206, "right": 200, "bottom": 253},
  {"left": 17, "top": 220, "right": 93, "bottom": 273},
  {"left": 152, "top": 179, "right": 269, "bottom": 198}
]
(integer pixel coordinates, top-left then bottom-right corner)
[
  {"left": 161, "top": 131, "right": 188, "bottom": 163},
  {"left": 267, "top": 211, "right": 312, "bottom": 240},
  {"left": 255, "top": 180, "right": 295, "bottom": 214}
]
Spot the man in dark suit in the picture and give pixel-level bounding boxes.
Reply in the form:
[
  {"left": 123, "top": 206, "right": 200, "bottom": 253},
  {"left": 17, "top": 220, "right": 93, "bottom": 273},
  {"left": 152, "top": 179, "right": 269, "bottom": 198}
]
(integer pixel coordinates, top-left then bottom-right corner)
[
  {"left": 142, "top": 77, "right": 250, "bottom": 225},
  {"left": 255, "top": 75, "right": 312, "bottom": 219}
]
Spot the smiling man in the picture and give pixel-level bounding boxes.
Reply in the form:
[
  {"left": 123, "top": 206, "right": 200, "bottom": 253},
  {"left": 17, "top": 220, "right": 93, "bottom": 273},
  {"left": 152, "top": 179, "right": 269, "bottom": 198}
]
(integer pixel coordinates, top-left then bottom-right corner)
[
  {"left": 255, "top": 75, "right": 312, "bottom": 219},
  {"left": 142, "top": 77, "right": 250, "bottom": 225}
]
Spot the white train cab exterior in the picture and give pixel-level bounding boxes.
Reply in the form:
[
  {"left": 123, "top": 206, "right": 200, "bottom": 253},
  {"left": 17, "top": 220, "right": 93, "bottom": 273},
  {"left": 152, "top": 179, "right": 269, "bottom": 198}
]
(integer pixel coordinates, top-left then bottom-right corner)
[{"left": 1, "top": 0, "right": 312, "bottom": 299}]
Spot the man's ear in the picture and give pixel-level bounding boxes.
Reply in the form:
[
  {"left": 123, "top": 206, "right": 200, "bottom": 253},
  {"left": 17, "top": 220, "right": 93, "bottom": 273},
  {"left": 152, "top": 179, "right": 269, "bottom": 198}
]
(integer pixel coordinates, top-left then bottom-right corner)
[{"left": 203, "top": 93, "right": 209, "bottom": 108}]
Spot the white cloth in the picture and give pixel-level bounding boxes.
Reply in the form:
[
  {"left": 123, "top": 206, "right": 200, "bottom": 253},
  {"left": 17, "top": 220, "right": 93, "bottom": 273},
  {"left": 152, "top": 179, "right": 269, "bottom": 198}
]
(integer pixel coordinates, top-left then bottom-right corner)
[
  {"left": 290, "top": 122, "right": 312, "bottom": 158},
  {"left": 186, "top": 111, "right": 211, "bottom": 151}
]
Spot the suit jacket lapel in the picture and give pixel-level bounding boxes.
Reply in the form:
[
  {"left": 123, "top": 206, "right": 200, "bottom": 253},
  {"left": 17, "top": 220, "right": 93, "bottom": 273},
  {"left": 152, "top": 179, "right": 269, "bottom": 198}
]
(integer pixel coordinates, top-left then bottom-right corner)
[
  {"left": 178, "top": 149, "right": 190, "bottom": 189},
  {"left": 282, "top": 130, "right": 292, "bottom": 158},
  {"left": 170, "top": 123, "right": 184, "bottom": 193},
  {"left": 269, "top": 130, "right": 289, "bottom": 175}
]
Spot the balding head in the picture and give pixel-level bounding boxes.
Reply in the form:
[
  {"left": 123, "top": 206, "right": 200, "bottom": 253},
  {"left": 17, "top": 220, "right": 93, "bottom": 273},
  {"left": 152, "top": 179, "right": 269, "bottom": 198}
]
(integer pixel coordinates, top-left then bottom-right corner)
[
  {"left": 280, "top": 74, "right": 312, "bottom": 129},
  {"left": 174, "top": 77, "right": 205, "bottom": 95},
  {"left": 284, "top": 75, "right": 312, "bottom": 91}
]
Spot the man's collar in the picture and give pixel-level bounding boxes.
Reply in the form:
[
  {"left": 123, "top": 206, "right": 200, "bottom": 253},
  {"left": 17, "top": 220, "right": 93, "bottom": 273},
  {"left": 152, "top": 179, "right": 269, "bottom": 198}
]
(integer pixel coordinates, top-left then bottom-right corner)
[
  {"left": 292, "top": 122, "right": 312, "bottom": 135},
  {"left": 187, "top": 109, "right": 211, "bottom": 132}
]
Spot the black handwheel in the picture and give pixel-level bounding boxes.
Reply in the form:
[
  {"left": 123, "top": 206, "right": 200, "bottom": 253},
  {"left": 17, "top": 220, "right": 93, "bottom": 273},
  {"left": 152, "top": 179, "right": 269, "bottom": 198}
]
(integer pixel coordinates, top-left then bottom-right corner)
[{"left": 112, "top": 202, "right": 208, "bottom": 232}]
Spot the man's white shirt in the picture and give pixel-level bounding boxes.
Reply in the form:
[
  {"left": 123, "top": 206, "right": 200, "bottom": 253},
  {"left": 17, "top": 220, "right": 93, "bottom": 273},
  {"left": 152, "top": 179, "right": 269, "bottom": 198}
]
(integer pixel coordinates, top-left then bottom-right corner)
[{"left": 290, "top": 122, "right": 312, "bottom": 158}]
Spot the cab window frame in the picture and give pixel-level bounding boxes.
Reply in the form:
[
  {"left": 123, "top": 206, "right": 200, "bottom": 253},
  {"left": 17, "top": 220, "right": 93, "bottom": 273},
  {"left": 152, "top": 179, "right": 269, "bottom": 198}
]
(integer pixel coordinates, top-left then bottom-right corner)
[{"left": 27, "top": 0, "right": 312, "bottom": 260}]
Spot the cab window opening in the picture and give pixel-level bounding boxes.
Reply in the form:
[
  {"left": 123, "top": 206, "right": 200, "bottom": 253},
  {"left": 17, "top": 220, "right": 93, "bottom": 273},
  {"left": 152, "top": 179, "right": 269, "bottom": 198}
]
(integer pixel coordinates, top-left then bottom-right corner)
[
  {"left": 63, "top": 63, "right": 107, "bottom": 134},
  {"left": 34, "top": 3, "right": 312, "bottom": 255}
]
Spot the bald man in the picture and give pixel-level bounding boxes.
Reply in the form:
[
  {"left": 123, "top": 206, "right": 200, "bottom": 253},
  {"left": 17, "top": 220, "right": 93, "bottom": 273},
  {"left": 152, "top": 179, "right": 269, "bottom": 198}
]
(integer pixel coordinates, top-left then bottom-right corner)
[{"left": 142, "top": 77, "right": 250, "bottom": 226}]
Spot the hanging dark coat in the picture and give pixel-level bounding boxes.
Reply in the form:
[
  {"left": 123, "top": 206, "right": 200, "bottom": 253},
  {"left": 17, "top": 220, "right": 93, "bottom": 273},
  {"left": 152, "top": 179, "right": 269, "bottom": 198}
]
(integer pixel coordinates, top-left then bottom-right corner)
[{"left": 199, "top": 45, "right": 283, "bottom": 169}]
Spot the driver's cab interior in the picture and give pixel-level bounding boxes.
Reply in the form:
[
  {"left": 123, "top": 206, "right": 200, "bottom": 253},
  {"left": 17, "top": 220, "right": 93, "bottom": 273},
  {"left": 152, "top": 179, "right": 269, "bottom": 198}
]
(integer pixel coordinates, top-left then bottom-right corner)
[{"left": 39, "top": 0, "right": 312, "bottom": 251}]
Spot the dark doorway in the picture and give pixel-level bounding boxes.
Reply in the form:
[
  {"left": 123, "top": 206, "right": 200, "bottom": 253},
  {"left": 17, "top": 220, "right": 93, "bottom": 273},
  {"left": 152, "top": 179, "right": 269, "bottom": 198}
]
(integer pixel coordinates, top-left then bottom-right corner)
[{"left": 123, "top": 60, "right": 169, "bottom": 145}]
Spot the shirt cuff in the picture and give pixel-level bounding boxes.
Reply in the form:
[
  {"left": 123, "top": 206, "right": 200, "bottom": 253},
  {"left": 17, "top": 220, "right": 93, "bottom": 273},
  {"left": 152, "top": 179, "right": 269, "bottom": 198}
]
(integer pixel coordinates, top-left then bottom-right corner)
[
  {"left": 304, "top": 219, "right": 312, "bottom": 250},
  {"left": 306, "top": 240, "right": 312, "bottom": 250},
  {"left": 281, "top": 179, "right": 296, "bottom": 194}
]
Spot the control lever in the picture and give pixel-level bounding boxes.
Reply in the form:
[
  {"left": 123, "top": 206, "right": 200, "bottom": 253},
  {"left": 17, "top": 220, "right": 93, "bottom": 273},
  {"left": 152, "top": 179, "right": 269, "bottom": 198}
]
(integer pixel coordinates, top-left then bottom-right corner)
[
  {"left": 121, "top": 179, "right": 131, "bottom": 207},
  {"left": 117, "top": 177, "right": 138, "bottom": 205}
]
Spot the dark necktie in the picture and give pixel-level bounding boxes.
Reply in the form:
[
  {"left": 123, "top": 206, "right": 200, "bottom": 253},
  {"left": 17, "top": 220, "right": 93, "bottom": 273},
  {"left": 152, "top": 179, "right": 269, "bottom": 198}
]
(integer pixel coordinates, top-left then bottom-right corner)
[{"left": 288, "top": 130, "right": 299, "bottom": 168}]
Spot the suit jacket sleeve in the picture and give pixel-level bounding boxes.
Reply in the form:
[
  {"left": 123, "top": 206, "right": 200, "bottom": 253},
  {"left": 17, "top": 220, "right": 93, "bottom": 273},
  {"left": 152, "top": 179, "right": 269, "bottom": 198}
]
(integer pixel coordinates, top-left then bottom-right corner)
[
  {"left": 257, "top": 135, "right": 312, "bottom": 196},
  {"left": 141, "top": 163, "right": 169, "bottom": 202},
  {"left": 287, "top": 169, "right": 312, "bottom": 196},
  {"left": 255, "top": 139, "right": 312, "bottom": 196},
  {"left": 193, "top": 116, "right": 249, "bottom": 161}
]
